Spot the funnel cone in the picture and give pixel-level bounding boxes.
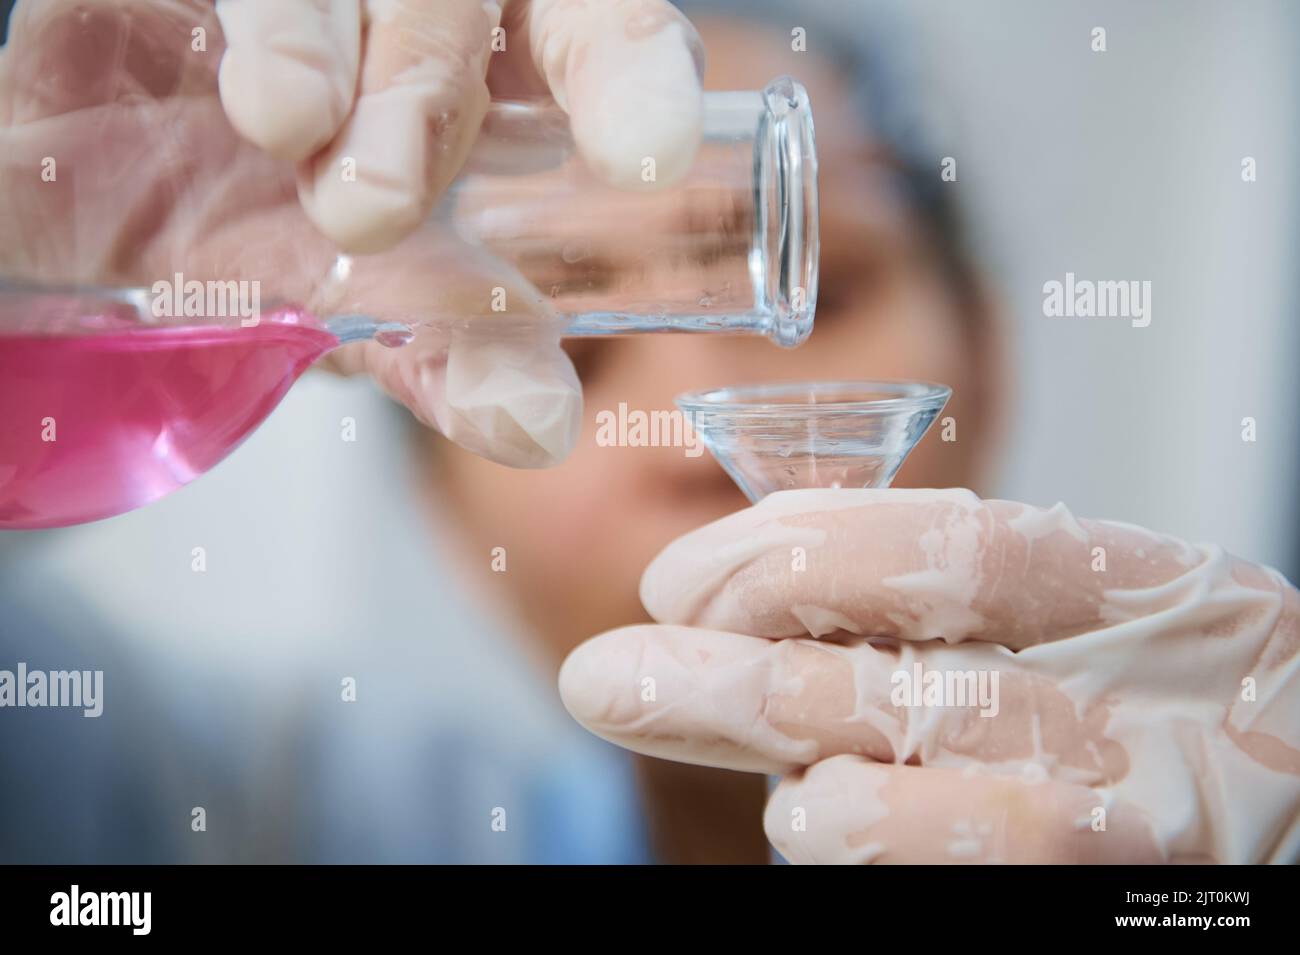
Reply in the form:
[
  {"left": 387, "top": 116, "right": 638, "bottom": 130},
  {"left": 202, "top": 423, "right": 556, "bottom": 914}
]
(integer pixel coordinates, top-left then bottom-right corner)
[{"left": 677, "top": 380, "right": 951, "bottom": 503}]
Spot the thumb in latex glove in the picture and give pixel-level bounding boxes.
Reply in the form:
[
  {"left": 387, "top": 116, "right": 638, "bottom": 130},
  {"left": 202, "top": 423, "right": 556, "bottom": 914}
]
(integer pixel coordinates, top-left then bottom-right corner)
[{"left": 560, "top": 489, "right": 1300, "bottom": 863}]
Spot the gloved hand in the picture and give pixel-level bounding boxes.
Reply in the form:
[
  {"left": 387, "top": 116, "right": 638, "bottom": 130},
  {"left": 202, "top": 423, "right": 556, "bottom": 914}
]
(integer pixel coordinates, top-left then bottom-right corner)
[
  {"left": 0, "top": 0, "right": 704, "bottom": 466},
  {"left": 560, "top": 489, "right": 1300, "bottom": 863}
]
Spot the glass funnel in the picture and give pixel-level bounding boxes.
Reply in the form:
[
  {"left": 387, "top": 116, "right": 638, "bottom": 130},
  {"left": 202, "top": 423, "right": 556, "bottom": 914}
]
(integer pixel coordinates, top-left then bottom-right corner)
[{"left": 676, "top": 380, "right": 951, "bottom": 502}]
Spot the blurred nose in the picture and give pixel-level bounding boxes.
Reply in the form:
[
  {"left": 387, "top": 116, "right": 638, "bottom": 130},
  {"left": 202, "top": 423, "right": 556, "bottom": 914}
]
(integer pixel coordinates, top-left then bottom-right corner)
[{"left": 618, "top": 328, "right": 800, "bottom": 407}]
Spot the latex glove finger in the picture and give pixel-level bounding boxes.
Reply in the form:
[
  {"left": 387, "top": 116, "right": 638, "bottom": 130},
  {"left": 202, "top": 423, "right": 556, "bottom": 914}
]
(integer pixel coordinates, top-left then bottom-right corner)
[
  {"left": 310, "top": 228, "right": 580, "bottom": 467},
  {"left": 348, "top": 323, "right": 581, "bottom": 467},
  {"left": 640, "top": 488, "right": 1218, "bottom": 648},
  {"left": 764, "top": 756, "right": 1161, "bottom": 864},
  {"left": 558, "top": 623, "right": 1133, "bottom": 778},
  {"left": 523, "top": 0, "right": 704, "bottom": 187},
  {"left": 215, "top": 0, "right": 361, "bottom": 162},
  {"left": 297, "top": 0, "right": 501, "bottom": 252},
  {"left": 559, "top": 624, "right": 925, "bottom": 773}
]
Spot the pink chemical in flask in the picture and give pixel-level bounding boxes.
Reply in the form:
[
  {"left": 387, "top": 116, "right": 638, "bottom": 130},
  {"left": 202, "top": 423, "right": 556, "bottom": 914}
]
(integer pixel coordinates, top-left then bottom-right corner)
[
  {"left": 2, "top": 82, "right": 823, "bottom": 528},
  {"left": 0, "top": 286, "right": 409, "bottom": 530}
]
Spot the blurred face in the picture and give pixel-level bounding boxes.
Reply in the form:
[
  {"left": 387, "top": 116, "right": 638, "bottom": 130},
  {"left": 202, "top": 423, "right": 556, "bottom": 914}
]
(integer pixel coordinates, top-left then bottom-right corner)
[{"left": 421, "top": 17, "right": 999, "bottom": 665}]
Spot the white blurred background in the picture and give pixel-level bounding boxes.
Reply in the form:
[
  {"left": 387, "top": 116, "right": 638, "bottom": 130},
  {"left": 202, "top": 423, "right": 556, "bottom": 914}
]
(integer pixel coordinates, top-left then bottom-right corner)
[{"left": 908, "top": 0, "right": 1300, "bottom": 573}]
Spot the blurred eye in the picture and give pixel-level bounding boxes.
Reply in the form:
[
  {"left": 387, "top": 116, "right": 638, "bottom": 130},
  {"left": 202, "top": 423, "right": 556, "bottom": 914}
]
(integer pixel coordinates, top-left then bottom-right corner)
[
  {"left": 562, "top": 337, "right": 609, "bottom": 386},
  {"left": 813, "top": 274, "right": 850, "bottom": 320},
  {"left": 815, "top": 252, "right": 890, "bottom": 326}
]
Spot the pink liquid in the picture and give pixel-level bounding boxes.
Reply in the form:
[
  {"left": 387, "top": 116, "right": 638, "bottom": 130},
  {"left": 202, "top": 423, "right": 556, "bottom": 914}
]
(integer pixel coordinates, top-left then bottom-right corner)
[{"left": 0, "top": 313, "right": 337, "bottom": 529}]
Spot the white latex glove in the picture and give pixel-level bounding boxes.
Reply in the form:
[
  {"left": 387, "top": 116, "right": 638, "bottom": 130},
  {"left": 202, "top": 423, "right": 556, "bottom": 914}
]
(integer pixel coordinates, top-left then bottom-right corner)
[
  {"left": 214, "top": 0, "right": 704, "bottom": 252},
  {"left": 560, "top": 489, "right": 1300, "bottom": 863},
  {"left": 0, "top": 0, "right": 704, "bottom": 467}
]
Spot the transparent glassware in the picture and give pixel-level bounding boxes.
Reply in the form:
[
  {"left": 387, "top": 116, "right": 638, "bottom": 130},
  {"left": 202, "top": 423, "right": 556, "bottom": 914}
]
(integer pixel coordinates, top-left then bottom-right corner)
[
  {"left": 326, "top": 74, "right": 818, "bottom": 346},
  {"left": 676, "top": 380, "right": 952, "bottom": 502},
  {"left": 0, "top": 77, "right": 817, "bottom": 530},
  {"left": 0, "top": 292, "right": 332, "bottom": 530}
]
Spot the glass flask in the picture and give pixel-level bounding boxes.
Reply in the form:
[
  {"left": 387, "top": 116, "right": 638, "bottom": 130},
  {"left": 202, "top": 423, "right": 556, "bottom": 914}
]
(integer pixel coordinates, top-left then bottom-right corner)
[{"left": 0, "top": 78, "right": 817, "bottom": 530}]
